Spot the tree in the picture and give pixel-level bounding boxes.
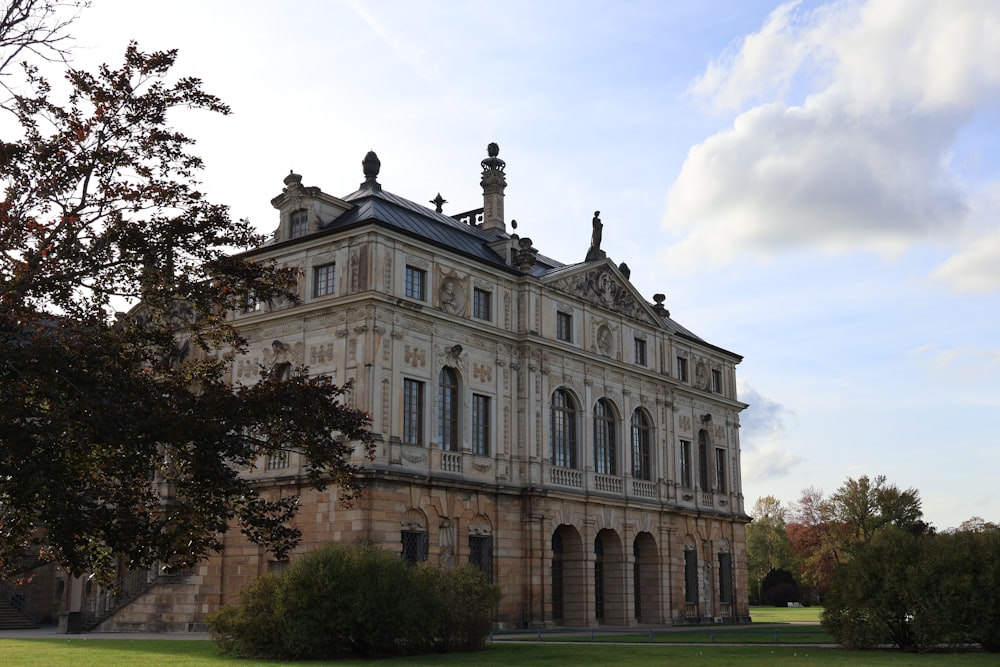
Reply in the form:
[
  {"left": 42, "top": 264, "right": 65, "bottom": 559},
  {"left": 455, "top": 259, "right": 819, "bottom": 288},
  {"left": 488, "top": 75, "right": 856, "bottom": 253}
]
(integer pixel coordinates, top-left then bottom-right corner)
[
  {"left": 0, "top": 1, "right": 84, "bottom": 79},
  {"left": 745, "top": 496, "right": 794, "bottom": 604},
  {"left": 1, "top": 33, "right": 374, "bottom": 580},
  {"left": 826, "top": 475, "right": 925, "bottom": 542}
]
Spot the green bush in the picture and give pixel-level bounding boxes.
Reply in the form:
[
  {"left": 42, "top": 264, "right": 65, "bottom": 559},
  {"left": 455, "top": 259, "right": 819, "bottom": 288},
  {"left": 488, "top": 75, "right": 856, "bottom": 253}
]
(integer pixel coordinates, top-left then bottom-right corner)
[
  {"left": 206, "top": 573, "right": 286, "bottom": 658},
  {"left": 206, "top": 543, "right": 502, "bottom": 660}
]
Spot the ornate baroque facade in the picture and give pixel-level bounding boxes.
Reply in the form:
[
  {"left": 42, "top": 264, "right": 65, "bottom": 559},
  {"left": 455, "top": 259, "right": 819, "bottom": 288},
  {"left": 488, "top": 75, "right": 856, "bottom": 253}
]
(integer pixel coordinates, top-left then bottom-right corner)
[{"left": 58, "top": 144, "right": 750, "bottom": 631}]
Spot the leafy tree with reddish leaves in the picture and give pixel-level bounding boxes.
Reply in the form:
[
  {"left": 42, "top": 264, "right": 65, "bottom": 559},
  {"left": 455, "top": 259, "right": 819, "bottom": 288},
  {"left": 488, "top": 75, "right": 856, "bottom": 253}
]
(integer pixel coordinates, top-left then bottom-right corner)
[{"left": 1, "top": 32, "right": 373, "bottom": 580}]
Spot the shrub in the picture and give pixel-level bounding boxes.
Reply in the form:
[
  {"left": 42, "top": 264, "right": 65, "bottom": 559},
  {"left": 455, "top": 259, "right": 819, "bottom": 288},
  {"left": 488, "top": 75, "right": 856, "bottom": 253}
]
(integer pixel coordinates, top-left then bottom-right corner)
[
  {"left": 206, "top": 573, "right": 286, "bottom": 658},
  {"left": 207, "top": 542, "right": 502, "bottom": 660}
]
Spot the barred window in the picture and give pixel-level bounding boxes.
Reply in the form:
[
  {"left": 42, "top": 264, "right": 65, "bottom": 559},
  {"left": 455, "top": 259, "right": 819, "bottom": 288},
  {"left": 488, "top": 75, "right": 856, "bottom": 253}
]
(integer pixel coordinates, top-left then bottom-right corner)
[
  {"left": 469, "top": 534, "right": 494, "bottom": 582},
  {"left": 401, "top": 530, "right": 428, "bottom": 565},
  {"left": 684, "top": 548, "right": 699, "bottom": 604},
  {"left": 718, "top": 552, "right": 734, "bottom": 604}
]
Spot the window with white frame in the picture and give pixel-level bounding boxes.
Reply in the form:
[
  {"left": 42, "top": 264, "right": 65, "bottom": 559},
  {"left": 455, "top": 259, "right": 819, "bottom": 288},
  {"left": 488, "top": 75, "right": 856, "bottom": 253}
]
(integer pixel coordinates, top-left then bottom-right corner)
[
  {"left": 405, "top": 265, "right": 426, "bottom": 300},
  {"left": 473, "top": 288, "right": 492, "bottom": 321},
  {"left": 313, "top": 262, "right": 335, "bottom": 297}
]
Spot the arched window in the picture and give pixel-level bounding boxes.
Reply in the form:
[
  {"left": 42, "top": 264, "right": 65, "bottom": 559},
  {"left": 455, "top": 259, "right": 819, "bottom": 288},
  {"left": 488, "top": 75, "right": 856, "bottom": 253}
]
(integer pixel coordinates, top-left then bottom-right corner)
[
  {"left": 438, "top": 367, "right": 459, "bottom": 451},
  {"left": 631, "top": 409, "right": 651, "bottom": 480},
  {"left": 551, "top": 389, "right": 578, "bottom": 468},
  {"left": 593, "top": 399, "right": 617, "bottom": 475}
]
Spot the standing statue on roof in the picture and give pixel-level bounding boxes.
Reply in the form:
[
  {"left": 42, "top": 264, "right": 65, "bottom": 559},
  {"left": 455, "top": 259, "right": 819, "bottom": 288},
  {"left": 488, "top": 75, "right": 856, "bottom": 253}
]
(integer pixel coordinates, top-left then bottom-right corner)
[{"left": 586, "top": 211, "right": 606, "bottom": 261}]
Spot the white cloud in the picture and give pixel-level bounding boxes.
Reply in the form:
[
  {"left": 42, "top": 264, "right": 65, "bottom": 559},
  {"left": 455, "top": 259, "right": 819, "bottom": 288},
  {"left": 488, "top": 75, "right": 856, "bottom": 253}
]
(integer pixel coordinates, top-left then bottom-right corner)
[
  {"left": 909, "top": 344, "right": 1000, "bottom": 383},
  {"left": 664, "top": 0, "right": 1000, "bottom": 268},
  {"left": 737, "top": 382, "right": 803, "bottom": 481}
]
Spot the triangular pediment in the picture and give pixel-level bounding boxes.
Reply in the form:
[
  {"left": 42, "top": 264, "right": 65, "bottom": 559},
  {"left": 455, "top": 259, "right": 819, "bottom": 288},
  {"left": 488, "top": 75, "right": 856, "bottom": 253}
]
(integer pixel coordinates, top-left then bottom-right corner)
[{"left": 543, "top": 260, "right": 658, "bottom": 326}]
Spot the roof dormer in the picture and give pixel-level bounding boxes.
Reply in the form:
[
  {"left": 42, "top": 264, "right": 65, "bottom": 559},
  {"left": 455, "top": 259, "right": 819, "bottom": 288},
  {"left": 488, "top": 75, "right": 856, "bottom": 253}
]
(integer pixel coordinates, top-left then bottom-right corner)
[{"left": 269, "top": 171, "right": 353, "bottom": 243}]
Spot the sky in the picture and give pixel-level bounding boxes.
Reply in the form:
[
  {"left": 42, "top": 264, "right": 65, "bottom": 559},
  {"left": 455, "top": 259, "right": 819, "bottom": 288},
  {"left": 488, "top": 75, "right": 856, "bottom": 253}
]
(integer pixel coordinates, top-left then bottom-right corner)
[{"left": 43, "top": 0, "right": 1000, "bottom": 530}]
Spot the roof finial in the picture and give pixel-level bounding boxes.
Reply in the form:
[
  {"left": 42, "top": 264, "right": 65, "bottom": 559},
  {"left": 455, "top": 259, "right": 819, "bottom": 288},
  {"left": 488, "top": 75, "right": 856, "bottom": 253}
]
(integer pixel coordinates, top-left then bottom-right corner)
[
  {"left": 430, "top": 192, "right": 447, "bottom": 213},
  {"left": 361, "top": 150, "right": 382, "bottom": 191}
]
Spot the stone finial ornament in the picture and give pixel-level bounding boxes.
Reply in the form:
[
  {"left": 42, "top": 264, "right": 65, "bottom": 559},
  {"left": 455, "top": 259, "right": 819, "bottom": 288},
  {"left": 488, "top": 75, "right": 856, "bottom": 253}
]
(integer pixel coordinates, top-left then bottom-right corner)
[{"left": 361, "top": 151, "right": 382, "bottom": 191}]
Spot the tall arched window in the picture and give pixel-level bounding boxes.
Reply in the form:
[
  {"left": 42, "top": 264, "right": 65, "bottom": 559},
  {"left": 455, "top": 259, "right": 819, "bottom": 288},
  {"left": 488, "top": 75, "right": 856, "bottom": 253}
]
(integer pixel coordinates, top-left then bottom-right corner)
[
  {"left": 631, "top": 409, "right": 651, "bottom": 480},
  {"left": 551, "top": 389, "right": 577, "bottom": 468},
  {"left": 593, "top": 398, "right": 617, "bottom": 475},
  {"left": 438, "top": 367, "right": 459, "bottom": 451}
]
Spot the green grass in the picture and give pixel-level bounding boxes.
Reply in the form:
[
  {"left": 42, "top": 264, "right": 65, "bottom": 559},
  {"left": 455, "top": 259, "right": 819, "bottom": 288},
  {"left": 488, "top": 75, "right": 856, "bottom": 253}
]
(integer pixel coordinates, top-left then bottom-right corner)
[
  {"left": 2, "top": 640, "right": 998, "bottom": 666},
  {"left": 749, "top": 605, "right": 825, "bottom": 623},
  {"left": 514, "top": 624, "right": 833, "bottom": 644}
]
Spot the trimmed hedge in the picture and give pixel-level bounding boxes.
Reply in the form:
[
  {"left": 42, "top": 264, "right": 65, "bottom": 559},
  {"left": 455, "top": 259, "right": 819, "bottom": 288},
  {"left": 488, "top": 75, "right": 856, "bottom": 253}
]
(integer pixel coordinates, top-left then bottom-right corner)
[{"left": 206, "top": 543, "right": 502, "bottom": 660}]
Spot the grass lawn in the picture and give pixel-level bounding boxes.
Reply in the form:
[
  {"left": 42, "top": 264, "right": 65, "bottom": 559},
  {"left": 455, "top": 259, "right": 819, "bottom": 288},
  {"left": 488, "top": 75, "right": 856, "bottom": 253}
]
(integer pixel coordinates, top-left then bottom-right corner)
[
  {"left": 749, "top": 605, "right": 825, "bottom": 623},
  {"left": 2, "top": 639, "right": 998, "bottom": 666}
]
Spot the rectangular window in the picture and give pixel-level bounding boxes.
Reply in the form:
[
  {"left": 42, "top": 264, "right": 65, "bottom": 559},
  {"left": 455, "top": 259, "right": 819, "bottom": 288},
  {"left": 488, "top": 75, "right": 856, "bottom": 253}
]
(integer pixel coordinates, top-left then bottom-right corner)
[
  {"left": 699, "top": 439, "right": 710, "bottom": 491},
  {"left": 313, "top": 262, "right": 336, "bottom": 297},
  {"left": 680, "top": 440, "right": 692, "bottom": 488},
  {"left": 634, "top": 338, "right": 647, "bottom": 366},
  {"left": 684, "top": 549, "right": 699, "bottom": 604},
  {"left": 469, "top": 534, "right": 494, "bottom": 582},
  {"left": 472, "top": 394, "right": 491, "bottom": 456},
  {"left": 290, "top": 209, "right": 308, "bottom": 239},
  {"left": 402, "top": 378, "right": 424, "bottom": 446},
  {"left": 405, "top": 265, "right": 426, "bottom": 300},
  {"left": 473, "top": 288, "right": 492, "bottom": 321},
  {"left": 557, "top": 311, "right": 573, "bottom": 342},
  {"left": 711, "top": 369, "right": 722, "bottom": 393},
  {"left": 718, "top": 552, "right": 734, "bottom": 604},
  {"left": 676, "top": 356, "right": 688, "bottom": 382},
  {"left": 401, "top": 530, "right": 428, "bottom": 565},
  {"left": 715, "top": 448, "right": 727, "bottom": 493}
]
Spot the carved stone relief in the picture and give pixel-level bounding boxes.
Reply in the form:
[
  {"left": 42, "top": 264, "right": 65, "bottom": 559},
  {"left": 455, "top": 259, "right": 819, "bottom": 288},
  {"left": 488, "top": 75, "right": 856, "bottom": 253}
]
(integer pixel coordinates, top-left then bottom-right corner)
[
  {"left": 550, "top": 265, "right": 653, "bottom": 323},
  {"left": 437, "top": 270, "right": 468, "bottom": 317},
  {"left": 405, "top": 345, "right": 427, "bottom": 368}
]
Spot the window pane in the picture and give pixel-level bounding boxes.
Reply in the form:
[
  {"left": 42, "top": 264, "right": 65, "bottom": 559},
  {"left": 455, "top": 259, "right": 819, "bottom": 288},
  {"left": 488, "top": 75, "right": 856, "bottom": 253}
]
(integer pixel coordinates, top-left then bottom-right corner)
[
  {"left": 680, "top": 440, "right": 692, "bottom": 488},
  {"left": 290, "top": 209, "right": 308, "bottom": 238},
  {"left": 472, "top": 394, "right": 490, "bottom": 456},
  {"left": 634, "top": 338, "right": 647, "bottom": 366},
  {"left": 594, "top": 399, "right": 616, "bottom": 475},
  {"left": 401, "top": 530, "right": 428, "bottom": 565},
  {"left": 715, "top": 448, "right": 727, "bottom": 493},
  {"left": 438, "top": 368, "right": 459, "bottom": 451},
  {"left": 473, "top": 288, "right": 492, "bottom": 321},
  {"left": 551, "top": 389, "right": 577, "bottom": 468},
  {"left": 557, "top": 312, "right": 572, "bottom": 342},
  {"left": 631, "top": 410, "right": 651, "bottom": 480},
  {"left": 313, "top": 263, "right": 335, "bottom": 297},
  {"left": 405, "top": 266, "right": 426, "bottom": 300},
  {"left": 403, "top": 379, "right": 424, "bottom": 446}
]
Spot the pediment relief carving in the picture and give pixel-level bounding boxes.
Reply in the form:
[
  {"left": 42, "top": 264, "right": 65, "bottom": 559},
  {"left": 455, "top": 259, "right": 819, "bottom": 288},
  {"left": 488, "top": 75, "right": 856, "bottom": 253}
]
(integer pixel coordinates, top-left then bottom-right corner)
[{"left": 548, "top": 264, "right": 654, "bottom": 324}]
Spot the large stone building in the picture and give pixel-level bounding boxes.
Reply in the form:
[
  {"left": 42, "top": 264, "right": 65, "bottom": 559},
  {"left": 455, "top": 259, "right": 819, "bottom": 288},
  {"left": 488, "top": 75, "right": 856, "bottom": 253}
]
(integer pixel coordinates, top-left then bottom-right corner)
[{"left": 22, "top": 144, "right": 750, "bottom": 631}]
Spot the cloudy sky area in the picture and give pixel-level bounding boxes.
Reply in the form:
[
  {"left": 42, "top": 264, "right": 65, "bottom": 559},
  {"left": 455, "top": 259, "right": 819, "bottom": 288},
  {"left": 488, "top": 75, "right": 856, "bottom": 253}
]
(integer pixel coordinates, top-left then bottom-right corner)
[{"left": 56, "top": 0, "right": 999, "bottom": 529}]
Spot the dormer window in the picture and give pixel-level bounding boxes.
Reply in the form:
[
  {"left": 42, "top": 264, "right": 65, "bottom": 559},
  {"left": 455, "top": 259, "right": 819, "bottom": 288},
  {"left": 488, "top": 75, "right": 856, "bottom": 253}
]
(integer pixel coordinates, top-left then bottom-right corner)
[{"left": 290, "top": 209, "right": 308, "bottom": 239}]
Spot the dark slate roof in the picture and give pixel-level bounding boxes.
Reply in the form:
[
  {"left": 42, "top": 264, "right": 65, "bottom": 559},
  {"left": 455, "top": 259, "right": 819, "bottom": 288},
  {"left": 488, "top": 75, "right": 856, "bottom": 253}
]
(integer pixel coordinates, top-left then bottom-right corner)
[{"left": 328, "top": 185, "right": 520, "bottom": 272}]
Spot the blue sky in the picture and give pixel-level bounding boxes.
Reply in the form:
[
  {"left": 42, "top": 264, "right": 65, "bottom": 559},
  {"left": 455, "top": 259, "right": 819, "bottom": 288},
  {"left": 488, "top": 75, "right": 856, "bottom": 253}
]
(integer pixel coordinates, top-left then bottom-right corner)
[{"left": 62, "top": 0, "right": 1000, "bottom": 529}]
